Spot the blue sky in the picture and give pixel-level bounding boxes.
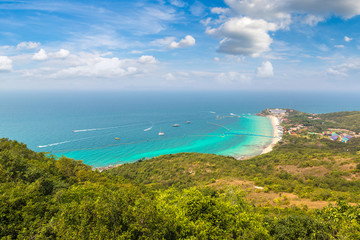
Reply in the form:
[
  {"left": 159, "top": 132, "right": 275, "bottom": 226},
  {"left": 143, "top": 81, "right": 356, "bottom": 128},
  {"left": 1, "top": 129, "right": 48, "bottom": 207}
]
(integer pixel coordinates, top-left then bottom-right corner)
[{"left": 1, "top": 0, "right": 360, "bottom": 91}]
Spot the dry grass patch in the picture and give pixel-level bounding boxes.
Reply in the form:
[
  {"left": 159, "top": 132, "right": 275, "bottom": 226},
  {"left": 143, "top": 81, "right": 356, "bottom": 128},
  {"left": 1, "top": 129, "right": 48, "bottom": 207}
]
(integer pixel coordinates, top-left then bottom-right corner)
[
  {"left": 209, "top": 178, "right": 255, "bottom": 189},
  {"left": 209, "top": 178, "right": 334, "bottom": 209},
  {"left": 277, "top": 165, "right": 330, "bottom": 178}
]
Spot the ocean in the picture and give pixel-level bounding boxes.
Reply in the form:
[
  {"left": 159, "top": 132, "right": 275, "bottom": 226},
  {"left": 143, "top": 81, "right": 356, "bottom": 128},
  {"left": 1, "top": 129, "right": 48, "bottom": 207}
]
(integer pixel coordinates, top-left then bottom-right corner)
[{"left": 1, "top": 91, "right": 359, "bottom": 167}]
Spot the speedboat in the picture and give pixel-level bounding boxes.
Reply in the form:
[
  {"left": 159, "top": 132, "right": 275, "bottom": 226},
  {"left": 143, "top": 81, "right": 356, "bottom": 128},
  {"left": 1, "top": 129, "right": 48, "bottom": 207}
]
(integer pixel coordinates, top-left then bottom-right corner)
[{"left": 172, "top": 124, "right": 180, "bottom": 127}]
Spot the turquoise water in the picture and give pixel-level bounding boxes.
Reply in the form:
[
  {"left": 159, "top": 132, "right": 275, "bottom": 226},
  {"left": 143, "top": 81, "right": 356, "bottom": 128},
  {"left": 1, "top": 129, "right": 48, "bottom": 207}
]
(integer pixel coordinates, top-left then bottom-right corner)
[{"left": 1, "top": 91, "right": 359, "bottom": 167}]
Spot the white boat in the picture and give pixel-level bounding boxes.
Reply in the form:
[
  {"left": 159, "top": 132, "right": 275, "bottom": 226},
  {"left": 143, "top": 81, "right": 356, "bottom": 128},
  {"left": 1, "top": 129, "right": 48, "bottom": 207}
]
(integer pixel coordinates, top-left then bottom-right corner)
[
  {"left": 158, "top": 129, "right": 164, "bottom": 136},
  {"left": 172, "top": 124, "right": 180, "bottom": 127},
  {"left": 186, "top": 121, "right": 191, "bottom": 124}
]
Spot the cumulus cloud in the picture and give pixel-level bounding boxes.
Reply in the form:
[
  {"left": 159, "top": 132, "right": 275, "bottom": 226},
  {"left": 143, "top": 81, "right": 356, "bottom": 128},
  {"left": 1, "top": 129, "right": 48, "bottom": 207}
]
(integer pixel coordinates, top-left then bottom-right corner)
[
  {"left": 168, "top": 35, "right": 196, "bottom": 49},
  {"left": 17, "top": 41, "right": 40, "bottom": 50},
  {"left": 207, "top": 0, "right": 360, "bottom": 57},
  {"left": 207, "top": 17, "right": 277, "bottom": 57},
  {"left": 256, "top": 61, "right": 274, "bottom": 77},
  {"left": 32, "top": 49, "right": 48, "bottom": 60},
  {"left": 344, "top": 36, "right": 353, "bottom": 42},
  {"left": 225, "top": 0, "right": 291, "bottom": 27},
  {"left": 53, "top": 49, "right": 70, "bottom": 58},
  {"left": 0, "top": 56, "right": 12, "bottom": 71},
  {"left": 50, "top": 54, "right": 158, "bottom": 79},
  {"left": 225, "top": 0, "right": 360, "bottom": 21},
  {"left": 138, "top": 55, "right": 157, "bottom": 64}
]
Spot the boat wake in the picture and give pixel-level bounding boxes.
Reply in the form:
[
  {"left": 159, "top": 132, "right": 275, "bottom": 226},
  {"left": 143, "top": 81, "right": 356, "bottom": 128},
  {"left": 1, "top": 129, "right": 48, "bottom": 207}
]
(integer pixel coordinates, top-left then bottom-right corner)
[
  {"left": 144, "top": 121, "right": 154, "bottom": 131},
  {"left": 72, "top": 122, "right": 148, "bottom": 133},
  {"left": 72, "top": 128, "right": 99, "bottom": 132},
  {"left": 38, "top": 141, "right": 72, "bottom": 148},
  {"left": 37, "top": 133, "right": 114, "bottom": 149},
  {"left": 144, "top": 126, "right": 153, "bottom": 131}
]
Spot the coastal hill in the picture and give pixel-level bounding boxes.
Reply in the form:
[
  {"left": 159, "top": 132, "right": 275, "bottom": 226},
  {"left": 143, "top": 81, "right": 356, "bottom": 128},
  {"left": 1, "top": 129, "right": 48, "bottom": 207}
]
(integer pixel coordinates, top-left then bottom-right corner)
[{"left": 2, "top": 109, "right": 360, "bottom": 239}]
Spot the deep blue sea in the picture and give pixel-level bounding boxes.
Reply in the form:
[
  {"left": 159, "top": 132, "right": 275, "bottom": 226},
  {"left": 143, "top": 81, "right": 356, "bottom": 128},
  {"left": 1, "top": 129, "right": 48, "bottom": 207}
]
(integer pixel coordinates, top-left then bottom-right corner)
[{"left": 0, "top": 91, "right": 359, "bottom": 167}]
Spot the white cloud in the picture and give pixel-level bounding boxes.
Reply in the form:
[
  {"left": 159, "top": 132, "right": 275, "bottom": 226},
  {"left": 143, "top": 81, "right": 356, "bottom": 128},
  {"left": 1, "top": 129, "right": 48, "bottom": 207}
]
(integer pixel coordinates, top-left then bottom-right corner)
[
  {"left": 17, "top": 41, "right": 40, "bottom": 50},
  {"left": 151, "top": 37, "right": 176, "bottom": 47},
  {"left": 335, "top": 45, "right": 345, "bottom": 48},
  {"left": 318, "top": 44, "right": 329, "bottom": 52},
  {"left": 211, "top": 7, "right": 229, "bottom": 15},
  {"left": 224, "top": 0, "right": 291, "bottom": 27},
  {"left": 190, "top": 1, "right": 205, "bottom": 16},
  {"left": 256, "top": 61, "right": 274, "bottom": 77},
  {"left": 163, "top": 70, "right": 251, "bottom": 86},
  {"left": 53, "top": 49, "right": 70, "bottom": 58},
  {"left": 138, "top": 55, "right": 157, "bottom": 64},
  {"left": 131, "top": 50, "right": 143, "bottom": 54},
  {"left": 168, "top": 35, "right": 196, "bottom": 49},
  {"left": 48, "top": 53, "right": 158, "bottom": 79},
  {"left": 164, "top": 73, "right": 176, "bottom": 80},
  {"left": 327, "top": 67, "right": 347, "bottom": 76},
  {"left": 214, "top": 57, "right": 220, "bottom": 61},
  {"left": 200, "top": 17, "right": 212, "bottom": 26},
  {"left": 344, "top": 36, "right": 353, "bottom": 42},
  {"left": 217, "top": 71, "right": 251, "bottom": 83},
  {"left": 32, "top": 49, "right": 48, "bottom": 60},
  {"left": 169, "top": 0, "right": 186, "bottom": 7},
  {"left": 225, "top": 0, "right": 360, "bottom": 21},
  {"left": 207, "top": 17, "right": 277, "bottom": 57},
  {"left": 206, "top": 0, "right": 360, "bottom": 58},
  {"left": 327, "top": 59, "right": 360, "bottom": 77},
  {"left": 284, "top": 0, "right": 360, "bottom": 19},
  {"left": 301, "top": 15, "right": 325, "bottom": 26},
  {"left": 0, "top": 56, "right": 12, "bottom": 71}
]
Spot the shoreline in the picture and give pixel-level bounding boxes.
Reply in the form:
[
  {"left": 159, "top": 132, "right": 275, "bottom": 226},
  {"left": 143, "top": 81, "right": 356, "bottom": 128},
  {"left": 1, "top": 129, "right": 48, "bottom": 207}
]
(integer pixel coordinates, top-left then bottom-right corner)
[
  {"left": 96, "top": 115, "right": 282, "bottom": 169},
  {"left": 261, "top": 115, "right": 281, "bottom": 155}
]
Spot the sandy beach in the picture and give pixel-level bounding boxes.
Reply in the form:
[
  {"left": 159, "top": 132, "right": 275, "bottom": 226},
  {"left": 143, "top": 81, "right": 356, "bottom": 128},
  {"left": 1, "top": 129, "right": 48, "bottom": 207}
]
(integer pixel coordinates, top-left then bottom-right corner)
[{"left": 261, "top": 115, "right": 281, "bottom": 154}]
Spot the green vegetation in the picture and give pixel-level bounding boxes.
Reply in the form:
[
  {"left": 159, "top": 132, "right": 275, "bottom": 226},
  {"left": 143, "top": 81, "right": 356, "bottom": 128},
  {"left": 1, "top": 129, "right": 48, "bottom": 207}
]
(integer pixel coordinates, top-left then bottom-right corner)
[
  {"left": 284, "top": 110, "right": 360, "bottom": 134},
  {"left": 2, "top": 109, "right": 360, "bottom": 239}
]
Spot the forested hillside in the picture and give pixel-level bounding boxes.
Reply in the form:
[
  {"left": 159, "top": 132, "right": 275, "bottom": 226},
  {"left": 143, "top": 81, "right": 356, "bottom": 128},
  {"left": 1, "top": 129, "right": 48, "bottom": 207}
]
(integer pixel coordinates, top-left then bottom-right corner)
[{"left": 2, "top": 110, "right": 360, "bottom": 239}]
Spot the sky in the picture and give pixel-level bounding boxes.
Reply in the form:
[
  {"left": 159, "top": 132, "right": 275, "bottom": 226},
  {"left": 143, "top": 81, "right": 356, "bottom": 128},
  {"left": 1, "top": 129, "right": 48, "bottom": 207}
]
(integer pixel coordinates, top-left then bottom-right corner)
[{"left": 1, "top": 0, "right": 360, "bottom": 91}]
